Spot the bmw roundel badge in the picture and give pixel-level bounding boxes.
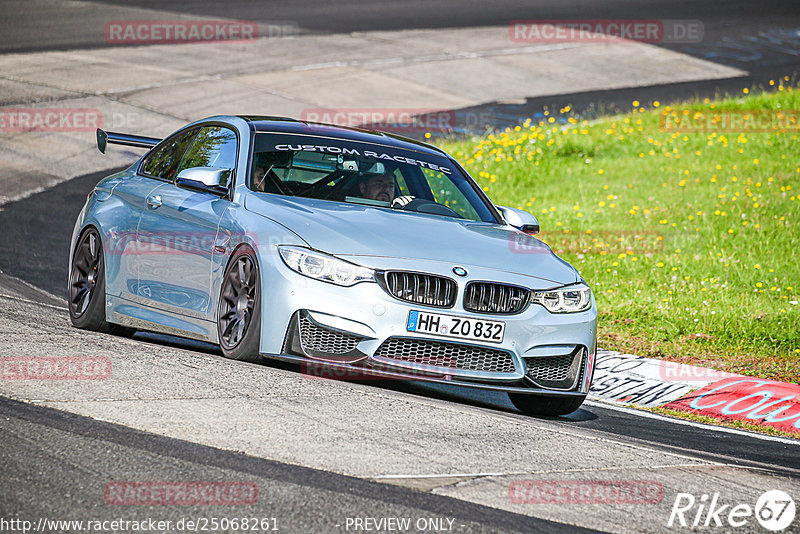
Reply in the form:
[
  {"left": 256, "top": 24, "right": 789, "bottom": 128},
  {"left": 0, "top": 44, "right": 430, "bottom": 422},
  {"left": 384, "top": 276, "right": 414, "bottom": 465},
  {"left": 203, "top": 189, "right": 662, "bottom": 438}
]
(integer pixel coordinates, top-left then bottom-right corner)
[{"left": 452, "top": 266, "right": 468, "bottom": 277}]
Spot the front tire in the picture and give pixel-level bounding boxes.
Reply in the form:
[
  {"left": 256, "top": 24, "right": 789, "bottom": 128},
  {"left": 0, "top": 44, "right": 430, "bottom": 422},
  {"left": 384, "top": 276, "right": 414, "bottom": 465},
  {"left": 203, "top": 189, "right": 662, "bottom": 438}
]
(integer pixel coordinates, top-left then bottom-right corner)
[
  {"left": 508, "top": 393, "right": 586, "bottom": 417},
  {"left": 68, "top": 227, "right": 135, "bottom": 336},
  {"left": 217, "top": 247, "right": 262, "bottom": 362}
]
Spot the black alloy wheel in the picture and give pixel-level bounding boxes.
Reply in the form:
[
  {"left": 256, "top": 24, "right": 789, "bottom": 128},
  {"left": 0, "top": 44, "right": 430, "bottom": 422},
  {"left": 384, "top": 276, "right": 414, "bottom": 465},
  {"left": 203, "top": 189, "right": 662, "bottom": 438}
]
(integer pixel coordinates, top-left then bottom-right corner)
[
  {"left": 69, "top": 228, "right": 102, "bottom": 319},
  {"left": 217, "top": 248, "right": 262, "bottom": 362},
  {"left": 68, "top": 227, "right": 134, "bottom": 336}
]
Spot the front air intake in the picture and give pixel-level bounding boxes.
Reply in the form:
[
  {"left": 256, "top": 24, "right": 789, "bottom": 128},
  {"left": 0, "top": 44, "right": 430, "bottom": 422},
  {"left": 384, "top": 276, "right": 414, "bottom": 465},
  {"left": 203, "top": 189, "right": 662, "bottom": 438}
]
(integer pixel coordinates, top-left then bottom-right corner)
[{"left": 524, "top": 347, "right": 586, "bottom": 390}]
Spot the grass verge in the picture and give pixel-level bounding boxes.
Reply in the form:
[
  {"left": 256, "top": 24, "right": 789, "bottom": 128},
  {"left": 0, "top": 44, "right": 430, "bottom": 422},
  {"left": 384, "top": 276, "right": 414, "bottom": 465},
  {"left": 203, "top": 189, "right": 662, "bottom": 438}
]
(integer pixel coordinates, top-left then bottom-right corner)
[
  {"left": 649, "top": 406, "right": 799, "bottom": 440},
  {"left": 440, "top": 77, "right": 799, "bottom": 384}
]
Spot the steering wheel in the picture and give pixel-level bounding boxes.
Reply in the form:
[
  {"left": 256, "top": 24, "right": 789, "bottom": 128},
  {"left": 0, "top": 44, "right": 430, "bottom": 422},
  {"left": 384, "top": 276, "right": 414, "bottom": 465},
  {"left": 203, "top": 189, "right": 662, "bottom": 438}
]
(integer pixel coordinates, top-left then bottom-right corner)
[{"left": 391, "top": 196, "right": 462, "bottom": 218}]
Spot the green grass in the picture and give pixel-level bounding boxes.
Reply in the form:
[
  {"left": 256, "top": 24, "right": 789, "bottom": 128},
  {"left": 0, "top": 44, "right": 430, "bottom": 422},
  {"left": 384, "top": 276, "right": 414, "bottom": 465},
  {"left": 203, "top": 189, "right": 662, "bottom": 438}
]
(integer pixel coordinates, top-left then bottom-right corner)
[{"left": 439, "top": 78, "right": 800, "bottom": 383}]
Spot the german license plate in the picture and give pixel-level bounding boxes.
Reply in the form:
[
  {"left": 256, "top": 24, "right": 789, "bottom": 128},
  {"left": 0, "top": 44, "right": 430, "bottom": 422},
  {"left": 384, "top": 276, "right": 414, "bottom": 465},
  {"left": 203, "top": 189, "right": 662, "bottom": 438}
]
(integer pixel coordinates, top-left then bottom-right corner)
[{"left": 406, "top": 310, "right": 505, "bottom": 343}]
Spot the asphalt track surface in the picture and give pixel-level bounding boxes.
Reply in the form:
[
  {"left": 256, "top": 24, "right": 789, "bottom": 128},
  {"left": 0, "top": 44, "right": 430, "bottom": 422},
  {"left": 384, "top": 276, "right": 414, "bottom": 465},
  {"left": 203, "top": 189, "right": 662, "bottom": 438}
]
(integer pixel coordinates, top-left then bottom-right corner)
[
  {"left": 2, "top": 396, "right": 596, "bottom": 533},
  {"left": 1, "top": 0, "right": 798, "bottom": 57},
  {"left": 2, "top": 2, "right": 800, "bottom": 532},
  {"left": 2, "top": 0, "right": 798, "bottom": 128},
  {"left": 0, "top": 167, "right": 798, "bottom": 478}
]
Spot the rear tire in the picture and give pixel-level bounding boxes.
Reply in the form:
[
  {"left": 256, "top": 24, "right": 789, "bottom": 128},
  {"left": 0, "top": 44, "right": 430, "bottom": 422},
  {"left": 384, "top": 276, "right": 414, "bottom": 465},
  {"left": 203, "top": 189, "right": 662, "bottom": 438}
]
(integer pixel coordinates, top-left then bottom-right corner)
[
  {"left": 217, "top": 247, "right": 262, "bottom": 362},
  {"left": 68, "top": 227, "right": 135, "bottom": 336},
  {"left": 508, "top": 393, "right": 586, "bottom": 417}
]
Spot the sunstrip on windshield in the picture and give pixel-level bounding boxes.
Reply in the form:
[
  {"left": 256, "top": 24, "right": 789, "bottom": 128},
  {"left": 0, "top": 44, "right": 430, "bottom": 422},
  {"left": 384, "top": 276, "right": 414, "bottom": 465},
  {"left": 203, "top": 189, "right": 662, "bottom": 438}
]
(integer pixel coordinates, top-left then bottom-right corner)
[{"left": 272, "top": 144, "right": 452, "bottom": 174}]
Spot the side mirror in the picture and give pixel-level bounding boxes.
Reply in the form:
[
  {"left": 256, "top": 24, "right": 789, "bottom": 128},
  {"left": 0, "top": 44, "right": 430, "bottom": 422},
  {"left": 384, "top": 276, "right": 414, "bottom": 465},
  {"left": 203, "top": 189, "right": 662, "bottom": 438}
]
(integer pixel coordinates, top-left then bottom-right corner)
[
  {"left": 497, "top": 205, "right": 540, "bottom": 235},
  {"left": 176, "top": 167, "right": 230, "bottom": 194}
]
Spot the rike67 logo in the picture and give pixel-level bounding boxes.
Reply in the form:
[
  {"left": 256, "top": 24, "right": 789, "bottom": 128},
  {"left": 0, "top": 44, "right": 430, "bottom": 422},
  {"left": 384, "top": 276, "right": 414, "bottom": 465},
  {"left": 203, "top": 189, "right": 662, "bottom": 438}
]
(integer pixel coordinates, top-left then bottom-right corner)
[{"left": 668, "top": 490, "right": 796, "bottom": 531}]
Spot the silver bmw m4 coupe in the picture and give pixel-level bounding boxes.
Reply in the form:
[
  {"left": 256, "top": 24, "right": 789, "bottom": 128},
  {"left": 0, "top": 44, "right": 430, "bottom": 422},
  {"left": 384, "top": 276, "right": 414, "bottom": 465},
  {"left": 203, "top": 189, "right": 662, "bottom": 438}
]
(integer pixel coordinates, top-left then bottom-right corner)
[{"left": 69, "top": 116, "right": 597, "bottom": 415}]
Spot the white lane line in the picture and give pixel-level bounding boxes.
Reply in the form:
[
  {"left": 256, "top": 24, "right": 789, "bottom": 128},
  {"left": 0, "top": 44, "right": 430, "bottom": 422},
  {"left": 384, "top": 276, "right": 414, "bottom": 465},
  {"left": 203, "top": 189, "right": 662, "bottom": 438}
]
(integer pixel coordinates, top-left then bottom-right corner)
[
  {"left": 0, "top": 293, "right": 67, "bottom": 311},
  {"left": 372, "top": 463, "right": 716, "bottom": 480},
  {"left": 370, "top": 462, "right": 783, "bottom": 485},
  {"left": 373, "top": 472, "right": 508, "bottom": 479},
  {"left": 585, "top": 399, "right": 800, "bottom": 445}
]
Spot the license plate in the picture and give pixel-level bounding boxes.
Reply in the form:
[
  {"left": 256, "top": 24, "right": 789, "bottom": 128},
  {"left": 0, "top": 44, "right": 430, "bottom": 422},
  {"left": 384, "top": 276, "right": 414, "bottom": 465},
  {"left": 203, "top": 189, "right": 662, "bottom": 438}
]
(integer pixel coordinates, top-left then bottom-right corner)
[{"left": 406, "top": 310, "right": 505, "bottom": 343}]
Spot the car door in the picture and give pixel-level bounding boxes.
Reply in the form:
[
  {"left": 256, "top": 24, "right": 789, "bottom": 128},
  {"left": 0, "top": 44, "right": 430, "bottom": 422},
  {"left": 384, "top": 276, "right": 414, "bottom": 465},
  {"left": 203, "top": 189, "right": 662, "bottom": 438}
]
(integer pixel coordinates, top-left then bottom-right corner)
[
  {"left": 135, "top": 124, "right": 237, "bottom": 322},
  {"left": 108, "top": 127, "right": 198, "bottom": 302}
]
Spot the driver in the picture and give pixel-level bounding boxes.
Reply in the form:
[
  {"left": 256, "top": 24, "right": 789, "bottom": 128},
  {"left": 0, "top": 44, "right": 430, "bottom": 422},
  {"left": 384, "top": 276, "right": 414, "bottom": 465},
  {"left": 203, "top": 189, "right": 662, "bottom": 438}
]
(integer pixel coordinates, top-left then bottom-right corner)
[{"left": 359, "top": 172, "right": 396, "bottom": 202}]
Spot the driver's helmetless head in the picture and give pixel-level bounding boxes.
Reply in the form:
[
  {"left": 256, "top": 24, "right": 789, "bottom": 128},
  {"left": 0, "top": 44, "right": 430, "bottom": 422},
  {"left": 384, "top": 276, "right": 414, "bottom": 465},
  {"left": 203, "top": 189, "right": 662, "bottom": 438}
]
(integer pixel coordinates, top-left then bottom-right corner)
[{"left": 359, "top": 173, "right": 395, "bottom": 202}]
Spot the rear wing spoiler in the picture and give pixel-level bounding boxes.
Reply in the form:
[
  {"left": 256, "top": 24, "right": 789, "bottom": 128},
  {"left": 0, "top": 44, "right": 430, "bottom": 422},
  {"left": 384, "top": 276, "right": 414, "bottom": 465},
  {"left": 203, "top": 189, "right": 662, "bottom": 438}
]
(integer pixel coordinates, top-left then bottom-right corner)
[{"left": 96, "top": 128, "right": 161, "bottom": 154}]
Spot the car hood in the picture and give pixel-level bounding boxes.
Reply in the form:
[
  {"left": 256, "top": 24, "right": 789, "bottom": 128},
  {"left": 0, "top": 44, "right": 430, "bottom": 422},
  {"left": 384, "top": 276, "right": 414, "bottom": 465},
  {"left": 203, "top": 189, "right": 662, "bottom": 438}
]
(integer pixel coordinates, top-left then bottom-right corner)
[{"left": 244, "top": 195, "right": 580, "bottom": 285}]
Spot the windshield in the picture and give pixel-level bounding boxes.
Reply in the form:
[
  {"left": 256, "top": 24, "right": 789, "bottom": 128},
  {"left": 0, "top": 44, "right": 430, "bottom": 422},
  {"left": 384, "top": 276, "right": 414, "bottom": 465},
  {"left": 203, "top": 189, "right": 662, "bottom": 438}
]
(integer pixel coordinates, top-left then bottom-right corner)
[{"left": 249, "top": 133, "right": 496, "bottom": 222}]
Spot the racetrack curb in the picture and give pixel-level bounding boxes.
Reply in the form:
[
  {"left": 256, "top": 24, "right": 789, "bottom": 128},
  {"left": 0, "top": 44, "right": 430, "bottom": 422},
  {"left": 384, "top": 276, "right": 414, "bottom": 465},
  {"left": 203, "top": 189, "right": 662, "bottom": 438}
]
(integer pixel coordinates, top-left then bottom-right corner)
[{"left": 588, "top": 349, "right": 800, "bottom": 435}]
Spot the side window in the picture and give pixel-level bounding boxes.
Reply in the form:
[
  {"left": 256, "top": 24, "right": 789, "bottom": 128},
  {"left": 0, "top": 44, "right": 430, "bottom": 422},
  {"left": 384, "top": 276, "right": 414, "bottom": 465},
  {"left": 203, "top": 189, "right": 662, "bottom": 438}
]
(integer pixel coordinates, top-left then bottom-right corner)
[
  {"left": 175, "top": 126, "right": 238, "bottom": 188},
  {"left": 140, "top": 128, "right": 198, "bottom": 181}
]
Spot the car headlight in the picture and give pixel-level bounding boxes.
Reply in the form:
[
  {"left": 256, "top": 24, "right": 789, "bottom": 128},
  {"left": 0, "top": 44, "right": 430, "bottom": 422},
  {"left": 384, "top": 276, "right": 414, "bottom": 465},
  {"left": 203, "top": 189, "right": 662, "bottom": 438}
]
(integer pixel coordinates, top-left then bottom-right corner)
[
  {"left": 278, "top": 246, "right": 375, "bottom": 286},
  {"left": 532, "top": 283, "right": 592, "bottom": 313}
]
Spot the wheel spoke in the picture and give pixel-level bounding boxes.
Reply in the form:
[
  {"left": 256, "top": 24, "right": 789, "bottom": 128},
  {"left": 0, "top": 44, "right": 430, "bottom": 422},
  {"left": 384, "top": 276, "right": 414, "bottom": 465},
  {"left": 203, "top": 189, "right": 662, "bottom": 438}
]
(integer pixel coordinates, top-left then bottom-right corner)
[
  {"left": 80, "top": 241, "right": 92, "bottom": 265},
  {"left": 71, "top": 286, "right": 88, "bottom": 305},
  {"left": 221, "top": 289, "right": 237, "bottom": 305},
  {"left": 221, "top": 316, "right": 238, "bottom": 340},
  {"left": 229, "top": 271, "right": 243, "bottom": 294},
  {"left": 232, "top": 317, "right": 246, "bottom": 344},
  {"left": 237, "top": 260, "right": 246, "bottom": 286},
  {"left": 74, "top": 287, "right": 90, "bottom": 312},
  {"left": 88, "top": 233, "right": 97, "bottom": 262},
  {"left": 243, "top": 260, "right": 253, "bottom": 288},
  {"left": 74, "top": 257, "right": 89, "bottom": 276}
]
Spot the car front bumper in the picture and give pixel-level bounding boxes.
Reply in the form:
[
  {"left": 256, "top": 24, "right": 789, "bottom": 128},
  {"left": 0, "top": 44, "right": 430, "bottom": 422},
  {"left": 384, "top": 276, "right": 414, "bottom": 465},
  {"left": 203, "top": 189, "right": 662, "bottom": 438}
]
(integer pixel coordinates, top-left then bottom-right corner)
[{"left": 257, "top": 253, "right": 597, "bottom": 396}]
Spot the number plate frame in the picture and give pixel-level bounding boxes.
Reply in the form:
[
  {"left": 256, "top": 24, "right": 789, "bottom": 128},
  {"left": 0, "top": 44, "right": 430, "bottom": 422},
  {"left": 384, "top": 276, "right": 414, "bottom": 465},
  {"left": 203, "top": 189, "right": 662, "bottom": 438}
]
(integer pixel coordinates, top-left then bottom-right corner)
[{"left": 406, "top": 310, "right": 505, "bottom": 344}]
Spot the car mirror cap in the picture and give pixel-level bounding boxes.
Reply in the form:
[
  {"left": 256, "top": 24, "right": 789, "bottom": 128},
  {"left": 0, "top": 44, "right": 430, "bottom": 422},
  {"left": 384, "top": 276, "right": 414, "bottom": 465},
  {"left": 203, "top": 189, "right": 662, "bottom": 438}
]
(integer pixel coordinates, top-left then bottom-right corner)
[
  {"left": 176, "top": 166, "right": 229, "bottom": 187},
  {"left": 496, "top": 205, "right": 540, "bottom": 233}
]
